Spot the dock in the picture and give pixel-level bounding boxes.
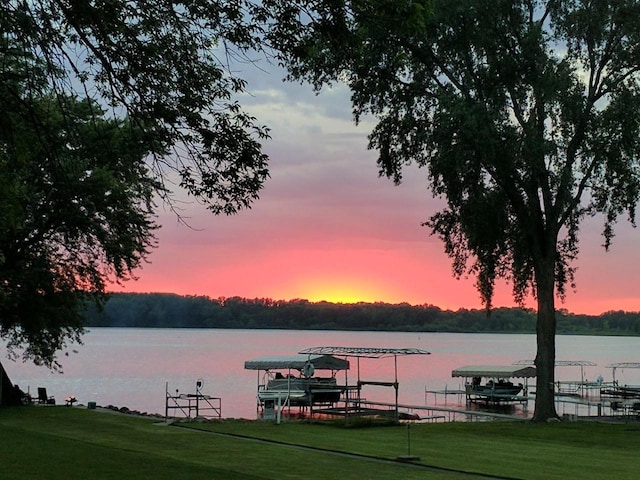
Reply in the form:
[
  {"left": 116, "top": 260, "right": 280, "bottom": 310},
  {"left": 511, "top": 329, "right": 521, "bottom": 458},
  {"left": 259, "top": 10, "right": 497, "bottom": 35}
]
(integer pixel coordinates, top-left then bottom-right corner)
[
  {"left": 314, "top": 399, "right": 531, "bottom": 423},
  {"left": 165, "top": 381, "right": 221, "bottom": 421}
]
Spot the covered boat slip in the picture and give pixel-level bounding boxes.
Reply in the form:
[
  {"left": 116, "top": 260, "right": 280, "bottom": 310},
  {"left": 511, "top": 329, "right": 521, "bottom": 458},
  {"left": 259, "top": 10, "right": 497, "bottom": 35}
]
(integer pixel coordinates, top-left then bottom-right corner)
[
  {"left": 601, "top": 362, "right": 640, "bottom": 401},
  {"left": 244, "top": 354, "right": 350, "bottom": 372},
  {"left": 514, "top": 359, "right": 610, "bottom": 398},
  {"left": 300, "top": 347, "right": 431, "bottom": 421},
  {"left": 245, "top": 347, "right": 431, "bottom": 421},
  {"left": 245, "top": 354, "right": 349, "bottom": 418},
  {"left": 452, "top": 365, "right": 536, "bottom": 403}
]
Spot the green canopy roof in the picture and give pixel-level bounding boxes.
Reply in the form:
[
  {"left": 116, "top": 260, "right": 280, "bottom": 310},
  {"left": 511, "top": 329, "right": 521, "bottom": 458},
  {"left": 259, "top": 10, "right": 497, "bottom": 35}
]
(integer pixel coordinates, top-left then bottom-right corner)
[
  {"left": 244, "top": 354, "right": 349, "bottom": 371},
  {"left": 452, "top": 365, "right": 536, "bottom": 379}
]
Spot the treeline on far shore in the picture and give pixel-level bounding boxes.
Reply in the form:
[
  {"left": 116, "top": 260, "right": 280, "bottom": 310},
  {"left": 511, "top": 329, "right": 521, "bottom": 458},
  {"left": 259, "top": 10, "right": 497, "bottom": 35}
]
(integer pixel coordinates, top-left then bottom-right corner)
[{"left": 82, "top": 293, "right": 640, "bottom": 336}]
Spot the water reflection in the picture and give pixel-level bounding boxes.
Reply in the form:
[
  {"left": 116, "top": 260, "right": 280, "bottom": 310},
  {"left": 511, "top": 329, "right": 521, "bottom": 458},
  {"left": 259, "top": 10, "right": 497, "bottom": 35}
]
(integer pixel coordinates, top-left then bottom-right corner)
[{"left": 3, "top": 329, "right": 639, "bottom": 419}]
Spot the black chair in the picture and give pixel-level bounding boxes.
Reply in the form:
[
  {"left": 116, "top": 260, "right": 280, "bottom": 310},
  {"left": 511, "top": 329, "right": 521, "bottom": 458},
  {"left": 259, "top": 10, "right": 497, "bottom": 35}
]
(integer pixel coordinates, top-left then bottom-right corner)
[{"left": 37, "top": 387, "right": 55, "bottom": 405}]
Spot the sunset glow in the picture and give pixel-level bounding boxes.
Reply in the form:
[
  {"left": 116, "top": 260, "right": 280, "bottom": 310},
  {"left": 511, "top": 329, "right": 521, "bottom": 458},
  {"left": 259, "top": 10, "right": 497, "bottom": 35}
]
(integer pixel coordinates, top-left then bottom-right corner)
[
  {"left": 111, "top": 62, "right": 640, "bottom": 316},
  {"left": 295, "top": 277, "right": 392, "bottom": 304}
]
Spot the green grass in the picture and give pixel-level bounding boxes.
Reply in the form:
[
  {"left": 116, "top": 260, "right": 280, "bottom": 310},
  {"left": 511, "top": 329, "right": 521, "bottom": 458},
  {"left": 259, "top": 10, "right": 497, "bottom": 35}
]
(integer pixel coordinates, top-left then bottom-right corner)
[{"left": 1, "top": 407, "right": 639, "bottom": 479}]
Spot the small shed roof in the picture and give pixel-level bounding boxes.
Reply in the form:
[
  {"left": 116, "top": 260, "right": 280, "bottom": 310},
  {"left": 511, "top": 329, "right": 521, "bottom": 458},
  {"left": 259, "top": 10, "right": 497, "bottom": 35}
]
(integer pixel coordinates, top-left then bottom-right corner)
[
  {"left": 452, "top": 365, "right": 537, "bottom": 379},
  {"left": 244, "top": 354, "right": 349, "bottom": 371}
]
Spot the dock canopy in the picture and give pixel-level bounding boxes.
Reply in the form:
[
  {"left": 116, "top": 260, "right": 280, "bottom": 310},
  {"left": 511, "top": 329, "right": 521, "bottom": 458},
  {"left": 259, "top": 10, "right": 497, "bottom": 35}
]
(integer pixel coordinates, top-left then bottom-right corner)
[
  {"left": 452, "top": 365, "right": 536, "bottom": 379},
  {"left": 514, "top": 359, "right": 596, "bottom": 367},
  {"left": 244, "top": 354, "right": 349, "bottom": 371},
  {"left": 299, "top": 346, "right": 430, "bottom": 358}
]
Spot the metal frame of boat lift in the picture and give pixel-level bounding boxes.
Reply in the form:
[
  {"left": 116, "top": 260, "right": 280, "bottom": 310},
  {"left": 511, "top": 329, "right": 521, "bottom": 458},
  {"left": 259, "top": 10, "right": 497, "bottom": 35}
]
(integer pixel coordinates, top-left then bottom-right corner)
[
  {"left": 451, "top": 365, "right": 536, "bottom": 404},
  {"left": 514, "top": 359, "right": 604, "bottom": 398},
  {"left": 600, "top": 363, "right": 640, "bottom": 415},
  {"left": 299, "top": 347, "right": 431, "bottom": 421},
  {"left": 244, "top": 353, "right": 350, "bottom": 421}
]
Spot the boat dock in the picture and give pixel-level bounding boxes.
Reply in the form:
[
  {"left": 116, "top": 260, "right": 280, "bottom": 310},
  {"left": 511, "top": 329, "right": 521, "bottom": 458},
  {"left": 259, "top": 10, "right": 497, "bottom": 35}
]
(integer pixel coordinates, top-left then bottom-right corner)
[
  {"left": 164, "top": 380, "right": 222, "bottom": 421},
  {"left": 243, "top": 348, "right": 640, "bottom": 423},
  {"left": 424, "top": 386, "right": 466, "bottom": 404},
  {"left": 313, "top": 399, "right": 531, "bottom": 423}
]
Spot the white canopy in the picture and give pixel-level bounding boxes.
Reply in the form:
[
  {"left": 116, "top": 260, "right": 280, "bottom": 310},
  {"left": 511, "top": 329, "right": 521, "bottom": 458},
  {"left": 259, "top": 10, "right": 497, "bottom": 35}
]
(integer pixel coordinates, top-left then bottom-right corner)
[
  {"left": 452, "top": 365, "right": 536, "bottom": 379},
  {"left": 244, "top": 354, "right": 349, "bottom": 371},
  {"left": 300, "top": 346, "right": 430, "bottom": 358}
]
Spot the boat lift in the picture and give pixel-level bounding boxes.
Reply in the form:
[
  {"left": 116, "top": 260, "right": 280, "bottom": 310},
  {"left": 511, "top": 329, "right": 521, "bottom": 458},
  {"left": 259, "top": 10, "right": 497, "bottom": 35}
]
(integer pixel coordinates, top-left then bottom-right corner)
[
  {"left": 452, "top": 365, "right": 535, "bottom": 404},
  {"left": 600, "top": 363, "right": 640, "bottom": 414},
  {"left": 299, "top": 346, "right": 431, "bottom": 422},
  {"left": 244, "top": 354, "right": 350, "bottom": 422},
  {"left": 607, "top": 362, "right": 640, "bottom": 385},
  {"left": 514, "top": 359, "right": 602, "bottom": 398}
]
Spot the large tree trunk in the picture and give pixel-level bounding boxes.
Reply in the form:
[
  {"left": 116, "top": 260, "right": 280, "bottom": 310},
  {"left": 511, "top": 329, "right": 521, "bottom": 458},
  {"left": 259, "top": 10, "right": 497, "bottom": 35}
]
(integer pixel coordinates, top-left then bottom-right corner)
[{"left": 532, "top": 257, "right": 559, "bottom": 422}]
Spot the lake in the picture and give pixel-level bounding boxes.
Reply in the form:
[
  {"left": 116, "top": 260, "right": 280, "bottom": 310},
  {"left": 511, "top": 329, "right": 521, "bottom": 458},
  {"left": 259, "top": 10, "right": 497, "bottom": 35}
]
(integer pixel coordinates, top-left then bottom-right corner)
[{"left": 3, "top": 329, "right": 640, "bottom": 419}]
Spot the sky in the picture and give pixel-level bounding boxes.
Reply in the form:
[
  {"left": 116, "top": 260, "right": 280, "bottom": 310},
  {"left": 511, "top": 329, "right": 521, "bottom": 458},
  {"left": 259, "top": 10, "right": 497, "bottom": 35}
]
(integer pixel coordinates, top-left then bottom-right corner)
[{"left": 113, "top": 60, "right": 640, "bottom": 316}]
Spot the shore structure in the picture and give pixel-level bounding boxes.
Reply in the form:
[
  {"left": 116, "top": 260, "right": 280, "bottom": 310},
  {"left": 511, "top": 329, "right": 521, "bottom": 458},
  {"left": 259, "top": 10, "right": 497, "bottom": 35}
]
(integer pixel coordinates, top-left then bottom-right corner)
[
  {"left": 165, "top": 379, "right": 221, "bottom": 421},
  {"left": 245, "top": 347, "right": 431, "bottom": 422},
  {"left": 300, "top": 346, "right": 431, "bottom": 422},
  {"left": 451, "top": 365, "right": 535, "bottom": 404},
  {"left": 514, "top": 359, "right": 609, "bottom": 398},
  {"left": 244, "top": 350, "right": 640, "bottom": 423},
  {"left": 244, "top": 353, "right": 349, "bottom": 421},
  {"left": 599, "top": 362, "right": 640, "bottom": 415}
]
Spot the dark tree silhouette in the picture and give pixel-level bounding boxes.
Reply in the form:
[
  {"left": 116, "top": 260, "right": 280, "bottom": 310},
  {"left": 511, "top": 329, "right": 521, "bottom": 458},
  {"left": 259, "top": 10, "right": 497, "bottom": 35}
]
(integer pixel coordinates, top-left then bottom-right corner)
[
  {"left": 0, "top": 0, "right": 271, "bottom": 397},
  {"left": 265, "top": 0, "right": 640, "bottom": 420}
]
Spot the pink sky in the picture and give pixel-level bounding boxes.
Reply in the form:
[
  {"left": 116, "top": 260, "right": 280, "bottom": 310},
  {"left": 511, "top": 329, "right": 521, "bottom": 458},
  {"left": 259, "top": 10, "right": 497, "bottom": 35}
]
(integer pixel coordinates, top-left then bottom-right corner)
[{"left": 114, "top": 66, "right": 640, "bottom": 315}]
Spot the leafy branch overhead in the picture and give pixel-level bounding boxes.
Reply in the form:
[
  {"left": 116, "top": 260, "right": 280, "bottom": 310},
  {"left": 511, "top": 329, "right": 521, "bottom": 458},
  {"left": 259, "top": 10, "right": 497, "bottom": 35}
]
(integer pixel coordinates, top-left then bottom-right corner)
[
  {"left": 5, "top": 0, "right": 271, "bottom": 214},
  {"left": 0, "top": 1, "right": 273, "bottom": 368}
]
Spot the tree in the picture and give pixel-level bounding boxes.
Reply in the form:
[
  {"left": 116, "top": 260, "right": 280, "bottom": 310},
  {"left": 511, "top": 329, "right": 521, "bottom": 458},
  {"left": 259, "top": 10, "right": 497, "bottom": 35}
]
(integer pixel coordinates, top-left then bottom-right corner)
[
  {"left": 265, "top": 0, "right": 640, "bottom": 420},
  {"left": 0, "top": 1, "right": 271, "bottom": 379},
  {"left": 1, "top": 92, "right": 156, "bottom": 369}
]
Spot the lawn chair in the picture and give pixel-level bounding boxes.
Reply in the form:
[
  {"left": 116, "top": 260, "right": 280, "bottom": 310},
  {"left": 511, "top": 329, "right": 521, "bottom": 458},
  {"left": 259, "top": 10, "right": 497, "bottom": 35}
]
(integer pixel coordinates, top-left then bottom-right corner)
[{"left": 37, "top": 387, "right": 55, "bottom": 405}]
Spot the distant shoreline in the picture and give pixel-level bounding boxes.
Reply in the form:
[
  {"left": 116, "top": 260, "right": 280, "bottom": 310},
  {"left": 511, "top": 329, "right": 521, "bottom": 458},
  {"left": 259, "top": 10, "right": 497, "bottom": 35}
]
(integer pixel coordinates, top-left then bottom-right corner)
[{"left": 83, "top": 293, "right": 640, "bottom": 336}]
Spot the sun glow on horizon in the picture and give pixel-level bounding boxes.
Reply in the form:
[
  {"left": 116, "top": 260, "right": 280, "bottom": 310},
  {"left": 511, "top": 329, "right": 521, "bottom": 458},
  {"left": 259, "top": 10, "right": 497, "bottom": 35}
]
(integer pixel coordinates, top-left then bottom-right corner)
[{"left": 295, "top": 276, "right": 403, "bottom": 305}]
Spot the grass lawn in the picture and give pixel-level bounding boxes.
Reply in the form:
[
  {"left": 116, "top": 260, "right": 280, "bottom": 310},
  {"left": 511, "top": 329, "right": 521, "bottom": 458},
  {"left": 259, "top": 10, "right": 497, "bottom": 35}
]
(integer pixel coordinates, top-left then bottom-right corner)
[{"left": 1, "top": 406, "right": 639, "bottom": 479}]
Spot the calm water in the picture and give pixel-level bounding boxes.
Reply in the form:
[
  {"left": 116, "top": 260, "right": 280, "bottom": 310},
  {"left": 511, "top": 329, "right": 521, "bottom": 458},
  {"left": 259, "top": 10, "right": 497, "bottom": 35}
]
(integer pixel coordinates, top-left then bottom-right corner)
[{"left": 3, "top": 329, "right": 640, "bottom": 418}]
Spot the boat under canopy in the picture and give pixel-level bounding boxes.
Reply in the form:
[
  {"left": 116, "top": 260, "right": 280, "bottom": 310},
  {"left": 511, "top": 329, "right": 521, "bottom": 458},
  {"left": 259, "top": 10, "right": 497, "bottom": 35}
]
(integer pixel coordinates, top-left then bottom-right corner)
[
  {"left": 452, "top": 365, "right": 535, "bottom": 403},
  {"left": 246, "top": 348, "right": 431, "bottom": 422},
  {"left": 245, "top": 354, "right": 350, "bottom": 415},
  {"left": 601, "top": 362, "right": 640, "bottom": 400},
  {"left": 452, "top": 365, "right": 536, "bottom": 379}
]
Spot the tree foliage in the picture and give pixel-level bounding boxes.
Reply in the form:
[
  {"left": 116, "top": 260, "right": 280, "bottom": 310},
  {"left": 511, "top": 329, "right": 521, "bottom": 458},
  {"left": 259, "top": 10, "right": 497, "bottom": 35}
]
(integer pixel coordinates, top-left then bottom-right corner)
[
  {"left": 264, "top": 0, "right": 640, "bottom": 420},
  {"left": 0, "top": 60, "right": 158, "bottom": 367},
  {"left": 3, "top": 0, "right": 271, "bottom": 214},
  {"left": 0, "top": 1, "right": 272, "bottom": 369}
]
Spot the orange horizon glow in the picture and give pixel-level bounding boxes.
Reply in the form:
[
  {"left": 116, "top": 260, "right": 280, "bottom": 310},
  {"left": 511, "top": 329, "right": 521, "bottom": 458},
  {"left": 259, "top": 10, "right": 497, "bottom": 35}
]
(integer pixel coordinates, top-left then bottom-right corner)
[
  {"left": 109, "top": 208, "right": 640, "bottom": 317},
  {"left": 111, "top": 244, "right": 640, "bottom": 316},
  {"left": 112, "top": 275, "right": 638, "bottom": 315},
  {"left": 290, "top": 273, "right": 395, "bottom": 304},
  {"left": 112, "top": 286, "right": 639, "bottom": 315}
]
